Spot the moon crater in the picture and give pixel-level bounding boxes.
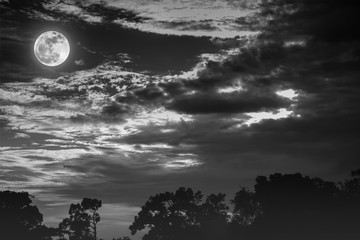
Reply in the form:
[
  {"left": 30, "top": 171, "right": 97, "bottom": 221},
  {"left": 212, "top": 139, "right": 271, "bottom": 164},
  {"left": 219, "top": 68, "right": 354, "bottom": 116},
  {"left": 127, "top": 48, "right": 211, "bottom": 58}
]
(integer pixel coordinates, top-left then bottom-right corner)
[{"left": 34, "top": 31, "right": 70, "bottom": 67}]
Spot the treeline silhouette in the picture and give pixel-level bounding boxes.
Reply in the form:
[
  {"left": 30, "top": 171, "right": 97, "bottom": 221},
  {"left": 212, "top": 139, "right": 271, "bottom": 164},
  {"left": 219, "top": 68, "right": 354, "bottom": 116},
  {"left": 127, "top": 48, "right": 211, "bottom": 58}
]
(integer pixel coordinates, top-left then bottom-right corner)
[{"left": 0, "top": 169, "right": 359, "bottom": 240}]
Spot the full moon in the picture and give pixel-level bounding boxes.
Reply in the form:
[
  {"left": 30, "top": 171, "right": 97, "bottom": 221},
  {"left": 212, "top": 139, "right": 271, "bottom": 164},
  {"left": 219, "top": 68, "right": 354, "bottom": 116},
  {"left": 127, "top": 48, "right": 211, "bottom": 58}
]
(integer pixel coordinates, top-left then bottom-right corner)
[{"left": 34, "top": 31, "right": 70, "bottom": 66}]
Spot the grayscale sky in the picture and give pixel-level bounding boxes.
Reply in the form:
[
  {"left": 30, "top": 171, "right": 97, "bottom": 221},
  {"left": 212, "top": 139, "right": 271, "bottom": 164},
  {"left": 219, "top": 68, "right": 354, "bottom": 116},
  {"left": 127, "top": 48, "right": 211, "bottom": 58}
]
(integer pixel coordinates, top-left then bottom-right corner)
[{"left": 1, "top": 0, "right": 360, "bottom": 239}]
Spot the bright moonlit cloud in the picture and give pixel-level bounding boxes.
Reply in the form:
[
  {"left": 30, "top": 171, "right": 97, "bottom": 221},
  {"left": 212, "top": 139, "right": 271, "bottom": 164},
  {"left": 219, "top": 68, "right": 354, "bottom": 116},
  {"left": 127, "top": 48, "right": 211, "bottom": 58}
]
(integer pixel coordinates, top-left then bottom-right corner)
[
  {"left": 245, "top": 108, "right": 295, "bottom": 126},
  {"left": 117, "top": 19, "right": 257, "bottom": 38},
  {"left": 217, "top": 81, "right": 243, "bottom": 93},
  {"left": 104, "top": 0, "right": 256, "bottom": 22},
  {"left": 41, "top": 0, "right": 258, "bottom": 38},
  {"left": 276, "top": 89, "right": 299, "bottom": 100},
  {"left": 114, "top": 0, "right": 258, "bottom": 38}
]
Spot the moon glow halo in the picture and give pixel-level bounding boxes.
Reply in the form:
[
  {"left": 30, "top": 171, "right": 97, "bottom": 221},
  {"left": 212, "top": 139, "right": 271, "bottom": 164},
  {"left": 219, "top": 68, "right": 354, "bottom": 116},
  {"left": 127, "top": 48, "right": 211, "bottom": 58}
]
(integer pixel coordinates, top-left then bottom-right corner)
[{"left": 34, "top": 31, "right": 70, "bottom": 67}]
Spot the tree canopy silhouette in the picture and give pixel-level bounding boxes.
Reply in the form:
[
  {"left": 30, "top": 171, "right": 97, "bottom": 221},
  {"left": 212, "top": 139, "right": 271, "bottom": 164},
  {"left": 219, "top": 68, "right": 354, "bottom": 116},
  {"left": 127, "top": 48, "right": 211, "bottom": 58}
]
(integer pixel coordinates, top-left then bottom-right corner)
[
  {"left": 0, "top": 191, "right": 57, "bottom": 240},
  {"left": 130, "top": 170, "right": 360, "bottom": 240},
  {"left": 229, "top": 171, "right": 360, "bottom": 240},
  {"left": 129, "top": 187, "right": 229, "bottom": 240},
  {"left": 59, "top": 198, "right": 102, "bottom": 240},
  {"left": 231, "top": 187, "right": 261, "bottom": 226}
]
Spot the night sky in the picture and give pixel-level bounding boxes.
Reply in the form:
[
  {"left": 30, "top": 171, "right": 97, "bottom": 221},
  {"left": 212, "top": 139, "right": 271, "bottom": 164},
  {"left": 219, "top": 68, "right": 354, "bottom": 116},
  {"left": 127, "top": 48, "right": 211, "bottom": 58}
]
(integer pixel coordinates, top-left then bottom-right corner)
[{"left": 1, "top": 0, "right": 360, "bottom": 239}]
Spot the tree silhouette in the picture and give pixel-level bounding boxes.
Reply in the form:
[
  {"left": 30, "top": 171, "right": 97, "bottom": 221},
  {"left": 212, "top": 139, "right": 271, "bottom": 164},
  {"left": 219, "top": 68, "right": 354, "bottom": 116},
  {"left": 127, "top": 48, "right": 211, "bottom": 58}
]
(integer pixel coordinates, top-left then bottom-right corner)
[
  {"left": 255, "top": 173, "right": 341, "bottom": 239},
  {"left": 231, "top": 171, "right": 360, "bottom": 240},
  {"left": 59, "top": 198, "right": 102, "bottom": 240},
  {"left": 82, "top": 198, "right": 102, "bottom": 240},
  {"left": 341, "top": 169, "right": 360, "bottom": 236},
  {"left": 343, "top": 169, "right": 360, "bottom": 199},
  {"left": 198, "top": 193, "right": 229, "bottom": 240},
  {"left": 129, "top": 187, "right": 230, "bottom": 240},
  {"left": 231, "top": 187, "right": 261, "bottom": 226},
  {"left": 129, "top": 187, "right": 202, "bottom": 240},
  {"left": 0, "top": 191, "right": 57, "bottom": 240}
]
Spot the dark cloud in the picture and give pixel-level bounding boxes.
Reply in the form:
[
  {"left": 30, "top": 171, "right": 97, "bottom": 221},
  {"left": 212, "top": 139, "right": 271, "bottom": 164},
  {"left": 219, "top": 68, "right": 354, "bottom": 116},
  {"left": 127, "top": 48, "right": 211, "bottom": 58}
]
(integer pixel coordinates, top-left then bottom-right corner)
[
  {"left": 168, "top": 92, "right": 289, "bottom": 114},
  {"left": 1, "top": 0, "right": 146, "bottom": 24},
  {"left": 258, "top": 0, "right": 360, "bottom": 42},
  {"left": 118, "top": 0, "right": 360, "bottom": 181},
  {"left": 101, "top": 102, "right": 130, "bottom": 118},
  {"left": 67, "top": 105, "right": 130, "bottom": 123},
  {"left": 158, "top": 20, "right": 219, "bottom": 31},
  {"left": 83, "top": 3, "right": 147, "bottom": 23},
  {"left": 34, "top": 150, "right": 248, "bottom": 208},
  {"left": 0, "top": 166, "right": 43, "bottom": 182},
  {"left": 134, "top": 86, "right": 164, "bottom": 101},
  {"left": 167, "top": 41, "right": 286, "bottom": 93}
]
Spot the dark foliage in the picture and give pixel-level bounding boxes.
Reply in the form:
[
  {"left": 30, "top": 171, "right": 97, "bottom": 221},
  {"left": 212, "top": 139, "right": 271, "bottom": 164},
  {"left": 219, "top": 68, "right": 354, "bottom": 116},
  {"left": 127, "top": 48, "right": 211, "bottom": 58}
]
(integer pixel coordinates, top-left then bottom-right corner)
[
  {"left": 129, "top": 187, "right": 229, "bottom": 240},
  {"left": 232, "top": 172, "right": 360, "bottom": 240},
  {"left": 58, "top": 198, "right": 102, "bottom": 240},
  {"left": 130, "top": 170, "right": 360, "bottom": 240},
  {"left": 0, "top": 191, "right": 57, "bottom": 240}
]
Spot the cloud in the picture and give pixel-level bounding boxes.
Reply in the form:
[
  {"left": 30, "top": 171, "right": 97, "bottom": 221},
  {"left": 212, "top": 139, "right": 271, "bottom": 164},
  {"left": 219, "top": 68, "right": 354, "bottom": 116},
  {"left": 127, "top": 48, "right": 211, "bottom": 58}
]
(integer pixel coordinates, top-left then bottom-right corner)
[
  {"left": 2, "top": 0, "right": 258, "bottom": 38},
  {"left": 0, "top": 36, "right": 311, "bottom": 199},
  {"left": 117, "top": 19, "right": 257, "bottom": 39},
  {"left": 0, "top": 0, "right": 146, "bottom": 24},
  {"left": 257, "top": 0, "right": 360, "bottom": 43},
  {"left": 103, "top": 0, "right": 258, "bottom": 38},
  {"left": 168, "top": 91, "right": 289, "bottom": 114},
  {"left": 74, "top": 59, "right": 85, "bottom": 65}
]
